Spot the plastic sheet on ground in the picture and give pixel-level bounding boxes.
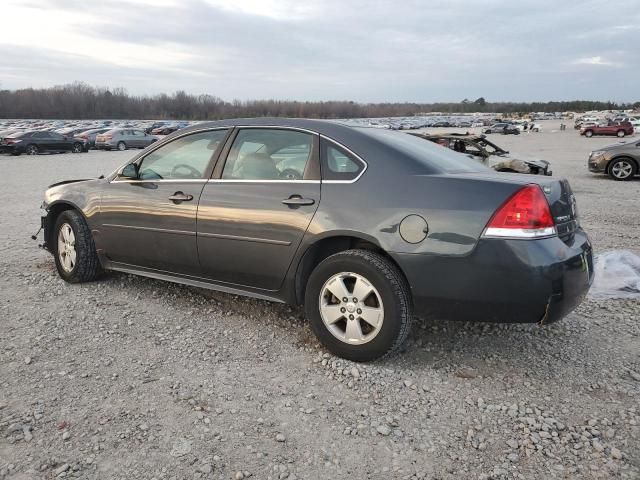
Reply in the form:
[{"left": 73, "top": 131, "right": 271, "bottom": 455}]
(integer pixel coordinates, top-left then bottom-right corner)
[{"left": 589, "top": 250, "right": 640, "bottom": 299}]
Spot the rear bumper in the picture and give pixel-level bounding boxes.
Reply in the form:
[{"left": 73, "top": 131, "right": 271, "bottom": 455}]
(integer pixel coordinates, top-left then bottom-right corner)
[
  {"left": 0, "top": 145, "right": 23, "bottom": 154},
  {"left": 392, "top": 229, "right": 593, "bottom": 324}
]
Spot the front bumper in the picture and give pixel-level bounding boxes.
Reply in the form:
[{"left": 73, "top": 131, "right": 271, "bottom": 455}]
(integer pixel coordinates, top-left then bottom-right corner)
[
  {"left": 588, "top": 155, "right": 606, "bottom": 173},
  {"left": 393, "top": 229, "right": 593, "bottom": 324}
]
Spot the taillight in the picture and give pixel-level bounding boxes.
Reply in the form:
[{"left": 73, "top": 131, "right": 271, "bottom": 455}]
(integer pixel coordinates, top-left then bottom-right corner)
[
  {"left": 483, "top": 185, "right": 556, "bottom": 239},
  {"left": 80, "top": 134, "right": 88, "bottom": 139},
  {"left": 5, "top": 138, "right": 21, "bottom": 144}
]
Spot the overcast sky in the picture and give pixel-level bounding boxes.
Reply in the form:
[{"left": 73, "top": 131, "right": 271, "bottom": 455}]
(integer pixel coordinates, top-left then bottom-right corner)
[{"left": 1, "top": 0, "right": 638, "bottom": 102}]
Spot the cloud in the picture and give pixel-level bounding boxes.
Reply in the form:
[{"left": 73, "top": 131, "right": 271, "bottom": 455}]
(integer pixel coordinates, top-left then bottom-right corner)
[
  {"left": 573, "top": 56, "right": 622, "bottom": 67},
  {"left": 1, "top": 0, "right": 638, "bottom": 102}
]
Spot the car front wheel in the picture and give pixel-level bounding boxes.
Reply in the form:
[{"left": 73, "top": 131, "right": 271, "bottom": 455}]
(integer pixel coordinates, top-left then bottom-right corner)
[
  {"left": 617, "top": 130, "right": 626, "bottom": 138},
  {"left": 305, "top": 249, "right": 412, "bottom": 362},
  {"left": 72, "top": 142, "right": 83, "bottom": 153},
  {"left": 53, "top": 210, "right": 101, "bottom": 283},
  {"left": 584, "top": 130, "right": 594, "bottom": 137},
  {"left": 117, "top": 141, "right": 127, "bottom": 151},
  {"left": 608, "top": 158, "right": 637, "bottom": 181}
]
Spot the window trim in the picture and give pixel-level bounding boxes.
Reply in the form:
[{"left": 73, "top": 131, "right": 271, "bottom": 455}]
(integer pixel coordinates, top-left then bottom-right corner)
[
  {"left": 319, "top": 135, "right": 368, "bottom": 184},
  {"left": 110, "top": 127, "right": 232, "bottom": 183},
  {"left": 211, "top": 126, "right": 321, "bottom": 182}
]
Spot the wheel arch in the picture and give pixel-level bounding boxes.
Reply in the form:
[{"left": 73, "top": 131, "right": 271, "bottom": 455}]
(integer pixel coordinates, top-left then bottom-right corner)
[
  {"left": 44, "top": 201, "right": 88, "bottom": 249},
  {"left": 293, "top": 234, "right": 409, "bottom": 305}
]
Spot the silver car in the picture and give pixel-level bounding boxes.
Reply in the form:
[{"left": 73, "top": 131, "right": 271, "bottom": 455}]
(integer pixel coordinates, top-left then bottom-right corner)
[{"left": 95, "top": 128, "right": 158, "bottom": 151}]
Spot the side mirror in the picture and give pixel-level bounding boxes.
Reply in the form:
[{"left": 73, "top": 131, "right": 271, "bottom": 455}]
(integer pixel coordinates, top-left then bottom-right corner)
[{"left": 120, "top": 163, "right": 138, "bottom": 179}]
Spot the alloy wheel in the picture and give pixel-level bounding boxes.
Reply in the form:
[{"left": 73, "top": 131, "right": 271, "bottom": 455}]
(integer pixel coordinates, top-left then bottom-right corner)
[
  {"left": 319, "top": 272, "right": 384, "bottom": 345},
  {"left": 611, "top": 161, "right": 633, "bottom": 180},
  {"left": 27, "top": 145, "right": 38, "bottom": 155},
  {"left": 57, "top": 223, "right": 77, "bottom": 272},
  {"left": 72, "top": 143, "right": 82, "bottom": 153}
]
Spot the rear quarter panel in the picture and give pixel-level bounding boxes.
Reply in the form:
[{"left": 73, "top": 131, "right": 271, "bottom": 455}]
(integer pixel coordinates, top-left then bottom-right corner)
[{"left": 306, "top": 173, "right": 523, "bottom": 256}]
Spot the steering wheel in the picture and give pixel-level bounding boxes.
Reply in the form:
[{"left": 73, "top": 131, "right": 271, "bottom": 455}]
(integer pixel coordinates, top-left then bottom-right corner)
[
  {"left": 279, "top": 168, "right": 303, "bottom": 180},
  {"left": 170, "top": 164, "right": 201, "bottom": 179}
]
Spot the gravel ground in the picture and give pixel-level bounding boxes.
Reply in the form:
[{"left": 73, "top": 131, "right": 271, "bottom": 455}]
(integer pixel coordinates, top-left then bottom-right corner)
[{"left": 1, "top": 121, "right": 639, "bottom": 480}]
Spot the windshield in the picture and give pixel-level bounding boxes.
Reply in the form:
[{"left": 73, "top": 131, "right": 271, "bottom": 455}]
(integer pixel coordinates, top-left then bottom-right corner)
[{"left": 360, "top": 128, "right": 489, "bottom": 173}]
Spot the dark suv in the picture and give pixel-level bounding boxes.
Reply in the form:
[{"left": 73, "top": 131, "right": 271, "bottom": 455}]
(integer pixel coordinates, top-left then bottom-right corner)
[{"left": 588, "top": 140, "right": 640, "bottom": 180}]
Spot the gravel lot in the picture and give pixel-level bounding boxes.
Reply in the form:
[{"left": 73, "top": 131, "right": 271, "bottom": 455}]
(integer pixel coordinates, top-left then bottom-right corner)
[{"left": 1, "top": 121, "right": 639, "bottom": 480}]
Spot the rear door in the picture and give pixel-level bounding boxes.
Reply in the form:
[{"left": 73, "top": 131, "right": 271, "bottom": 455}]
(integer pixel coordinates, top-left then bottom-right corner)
[
  {"left": 197, "top": 127, "right": 320, "bottom": 290},
  {"left": 50, "top": 131, "right": 72, "bottom": 151},
  {"left": 98, "top": 128, "right": 230, "bottom": 275}
]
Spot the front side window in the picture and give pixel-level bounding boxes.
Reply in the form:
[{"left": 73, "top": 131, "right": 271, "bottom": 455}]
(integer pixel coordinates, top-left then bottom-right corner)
[
  {"left": 222, "top": 129, "right": 313, "bottom": 180},
  {"left": 321, "top": 140, "right": 364, "bottom": 181},
  {"left": 138, "top": 129, "right": 228, "bottom": 180}
]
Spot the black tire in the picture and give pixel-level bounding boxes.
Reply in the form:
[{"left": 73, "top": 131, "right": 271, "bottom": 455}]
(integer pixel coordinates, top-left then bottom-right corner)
[
  {"left": 71, "top": 142, "right": 83, "bottom": 153},
  {"left": 53, "top": 210, "right": 101, "bottom": 283},
  {"left": 584, "top": 130, "right": 594, "bottom": 138},
  {"left": 608, "top": 157, "right": 637, "bottom": 181},
  {"left": 26, "top": 144, "right": 38, "bottom": 155},
  {"left": 117, "top": 141, "right": 126, "bottom": 151},
  {"left": 304, "top": 249, "right": 412, "bottom": 362}
]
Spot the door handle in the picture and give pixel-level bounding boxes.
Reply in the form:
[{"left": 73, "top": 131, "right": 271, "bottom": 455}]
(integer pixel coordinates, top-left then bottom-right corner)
[
  {"left": 168, "top": 192, "right": 193, "bottom": 203},
  {"left": 282, "top": 195, "right": 315, "bottom": 206}
]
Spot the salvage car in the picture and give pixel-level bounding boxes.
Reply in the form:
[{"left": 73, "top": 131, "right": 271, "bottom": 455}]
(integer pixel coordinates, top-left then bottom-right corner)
[
  {"left": 588, "top": 140, "right": 639, "bottom": 180},
  {"left": 580, "top": 121, "right": 634, "bottom": 138},
  {"left": 1, "top": 130, "right": 87, "bottom": 155},
  {"left": 38, "top": 118, "right": 593, "bottom": 362},
  {"left": 483, "top": 123, "right": 520, "bottom": 135},
  {"left": 411, "top": 133, "right": 552, "bottom": 175},
  {"left": 95, "top": 128, "right": 158, "bottom": 150}
]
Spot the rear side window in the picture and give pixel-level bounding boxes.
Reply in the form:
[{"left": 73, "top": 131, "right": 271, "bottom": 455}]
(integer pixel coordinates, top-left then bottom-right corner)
[
  {"left": 222, "top": 129, "right": 313, "bottom": 181},
  {"left": 320, "top": 140, "right": 365, "bottom": 181}
]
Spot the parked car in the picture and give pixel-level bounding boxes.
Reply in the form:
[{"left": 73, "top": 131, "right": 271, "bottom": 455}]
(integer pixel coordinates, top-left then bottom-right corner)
[
  {"left": 411, "top": 133, "right": 552, "bottom": 175},
  {"left": 76, "top": 128, "right": 112, "bottom": 149},
  {"left": 151, "top": 125, "right": 180, "bottom": 135},
  {"left": 588, "top": 140, "right": 639, "bottom": 180},
  {"left": 580, "top": 121, "right": 634, "bottom": 138},
  {"left": 483, "top": 123, "right": 520, "bottom": 135},
  {"left": 1, "top": 131, "right": 87, "bottom": 155},
  {"left": 95, "top": 129, "right": 158, "bottom": 150},
  {"left": 38, "top": 118, "right": 593, "bottom": 362}
]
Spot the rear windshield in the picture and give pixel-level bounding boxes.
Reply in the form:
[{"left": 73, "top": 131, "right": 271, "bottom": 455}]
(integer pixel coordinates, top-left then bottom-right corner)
[{"left": 359, "top": 128, "right": 489, "bottom": 173}]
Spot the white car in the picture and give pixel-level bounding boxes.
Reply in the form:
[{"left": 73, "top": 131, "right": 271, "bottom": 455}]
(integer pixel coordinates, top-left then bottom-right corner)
[{"left": 629, "top": 119, "right": 640, "bottom": 134}]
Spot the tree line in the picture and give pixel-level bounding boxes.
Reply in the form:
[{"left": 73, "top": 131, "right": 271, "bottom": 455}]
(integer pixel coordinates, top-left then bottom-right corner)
[{"left": 0, "top": 83, "right": 637, "bottom": 120}]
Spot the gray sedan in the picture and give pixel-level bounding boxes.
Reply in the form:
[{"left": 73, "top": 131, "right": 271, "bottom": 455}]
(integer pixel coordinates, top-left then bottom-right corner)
[
  {"left": 95, "top": 128, "right": 158, "bottom": 151},
  {"left": 38, "top": 118, "right": 593, "bottom": 361}
]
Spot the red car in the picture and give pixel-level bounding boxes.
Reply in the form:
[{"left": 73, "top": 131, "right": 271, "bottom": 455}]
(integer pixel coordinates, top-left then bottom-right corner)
[{"left": 580, "top": 121, "right": 633, "bottom": 138}]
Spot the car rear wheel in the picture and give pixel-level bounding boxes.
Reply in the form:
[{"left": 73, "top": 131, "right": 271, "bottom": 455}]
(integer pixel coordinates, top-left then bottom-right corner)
[
  {"left": 305, "top": 249, "right": 412, "bottom": 362},
  {"left": 608, "top": 158, "right": 637, "bottom": 181},
  {"left": 72, "top": 142, "right": 83, "bottom": 153},
  {"left": 617, "top": 130, "right": 626, "bottom": 138},
  {"left": 117, "top": 141, "right": 127, "bottom": 151},
  {"left": 53, "top": 210, "right": 101, "bottom": 283},
  {"left": 26, "top": 144, "right": 38, "bottom": 155},
  {"left": 584, "top": 130, "right": 594, "bottom": 137}
]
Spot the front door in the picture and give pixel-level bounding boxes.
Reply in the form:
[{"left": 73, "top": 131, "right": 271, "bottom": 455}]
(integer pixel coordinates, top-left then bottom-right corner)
[
  {"left": 197, "top": 127, "right": 320, "bottom": 290},
  {"left": 98, "top": 129, "right": 229, "bottom": 275}
]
